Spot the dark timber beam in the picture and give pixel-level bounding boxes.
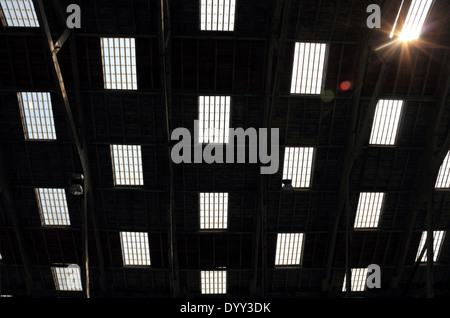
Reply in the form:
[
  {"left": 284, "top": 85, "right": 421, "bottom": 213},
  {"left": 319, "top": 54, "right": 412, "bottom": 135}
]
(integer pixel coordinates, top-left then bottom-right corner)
[
  {"left": 250, "top": 0, "right": 290, "bottom": 296},
  {"left": 157, "top": 0, "right": 179, "bottom": 297},
  {"left": 35, "top": 0, "right": 108, "bottom": 294},
  {"left": 321, "top": 31, "right": 394, "bottom": 294},
  {"left": 390, "top": 55, "right": 450, "bottom": 292},
  {"left": 0, "top": 144, "right": 33, "bottom": 295}
]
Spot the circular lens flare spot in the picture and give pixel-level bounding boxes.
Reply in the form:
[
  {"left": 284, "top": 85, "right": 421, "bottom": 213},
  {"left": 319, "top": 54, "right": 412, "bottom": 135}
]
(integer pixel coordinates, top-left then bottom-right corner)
[{"left": 339, "top": 81, "right": 352, "bottom": 91}]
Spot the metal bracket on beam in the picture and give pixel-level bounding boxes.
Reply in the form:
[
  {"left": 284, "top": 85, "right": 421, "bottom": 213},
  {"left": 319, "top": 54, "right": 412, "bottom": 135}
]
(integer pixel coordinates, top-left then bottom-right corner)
[{"left": 53, "top": 28, "right": 72, "bottom": 55}]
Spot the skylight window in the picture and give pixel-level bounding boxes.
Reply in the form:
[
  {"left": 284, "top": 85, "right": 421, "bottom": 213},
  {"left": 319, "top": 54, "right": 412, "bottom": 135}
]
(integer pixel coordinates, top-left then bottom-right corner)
[
  {"left": 415, "top": 230, "right": 445, "bottom": 262},
  {"left": 120, "top": 231, "right": 151, "bottom": 266},
  {"left": 354, "top": 192, "right": 385, "bottom": 229},
  {"left": 52, "top": 265, "right": 83, "bottom": 291},
  {"left": 435, "top": 151, "right": 450, "bottom": 189},
  {"left": 199, "top": 193, "right": 228, "bottom": 230},
  {"left": 201, "top": 270, "right": 227, "bottom": 294},
  {"left": 369, "top": 100, "right": 403, "bottom": 145},
  {"left": 0, "top": 0, "right": 39, "bottom": 27},
  {"left": 275, "top": 233, "right": 304, "bottom": 266},
  {"left": 110, "top": 145, "right": 144, "bottom": 186},
  {"left": 100, "top": 37, "right": 137, "bottom": 90},
  {"left": 198, "top": 96, "right": 231, "bottom": 144},
  {"left": 282, "top": 147, "right": 314, "bottom": 188},
  {"left": 342, "top": 268, "right": 368, "bottom": 292},
  {"left": 399, "top": 0, "right": 434, "bottom": 42},
  {"left": 290, "top": 42, "right": 328, "bottom": 95},
  {"left": 17, "top": 92, "right": 56, "bottom": 140},
  {"left": 200, "top": 0, "right": 236, "bottom": 31},
  {"left": 35, "top": 188, "right": 71, "bottom": 226}
]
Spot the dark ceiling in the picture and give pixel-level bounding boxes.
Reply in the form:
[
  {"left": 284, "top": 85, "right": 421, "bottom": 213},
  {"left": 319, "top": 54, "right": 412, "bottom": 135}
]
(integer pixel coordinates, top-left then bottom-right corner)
[{"left": 1, "top": 0, "right": 450, "bottom": 298}]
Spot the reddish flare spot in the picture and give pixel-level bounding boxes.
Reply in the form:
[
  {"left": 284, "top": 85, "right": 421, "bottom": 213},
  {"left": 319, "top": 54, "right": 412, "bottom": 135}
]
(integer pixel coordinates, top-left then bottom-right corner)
[{"left": 339, "top": 81, "right": 351, "bottom": 91}]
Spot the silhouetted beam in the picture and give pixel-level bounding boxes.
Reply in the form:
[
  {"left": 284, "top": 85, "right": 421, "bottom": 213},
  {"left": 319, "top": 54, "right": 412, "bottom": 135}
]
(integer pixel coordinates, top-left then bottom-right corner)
[
  {"left": 250, "top": 0, "right": 289, "bottom": 296},
  {"left": 390, "top": 58, "right": 450, "bottom": 291},
  {"left": 35, "top": 0, "right": 107, "bottom": 293},
  {"left": 0, "top": 144, "right": 33, "bottom": 295},
  {"left": 321, "top": 38, "right": 393, "bottom": 293},
  {"left": 158, "top": 0, "right": 179, "bottom": 297}
]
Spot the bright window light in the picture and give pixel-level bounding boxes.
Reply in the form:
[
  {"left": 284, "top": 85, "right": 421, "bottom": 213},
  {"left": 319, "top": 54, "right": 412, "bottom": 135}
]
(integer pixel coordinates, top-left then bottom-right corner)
[
  {"left": 0, "top": 0, "right": 39, "bottom": 27},
  {"left": 110, "top": 145, "right": 144, "bottom": 186},
  {"left": 200, "top": 0, "right": 236, "bottom": 31},
  {"left": 275, "top": 233, "right": 304, "bottom": 266},
  {"left": 415, "top": 230, "right": 445, "bottom": 262},
  {"left": 199, "top": 193, "right": 228, "bottom": 230},
  {"left": 120, "top": 231, "right": 151, "bottom": 266},
  {"left": 35, "top": 188, "right": 71, "bottom": 226},
  {"left": 198, "top": 96, "right": 231, "bottom": 144},
  {"left": 100, "top": 38, "right": 137, "bottom": 90},
  {"left": 290, "top": 42, "right": 328, "bottom": 95},
  {"left": 201, "top": 270, "right": 227, "bottom": 294},
  {"left": 17, "top": 92, "right": 56, "bottom": 140},
  {"left": 342, "top": 268, "right": 368, "bottom": 292},
  {"left": 52, "top": 265, "right": 83, "bottom": 291},
  {"left": 282, "top": 147, "right": 314, "bottom": 188},
  {"left": 399, "top": 0, "right": 433, "bottom": 42},
  {"left": 369, "top": 100, "right": 403, "bottom": 145},
  {"left": 354, "top": 192, "right": 384, "bottom": 229},
  {"left": 435, "top": 151, "right": 450, "bottom": 189}
]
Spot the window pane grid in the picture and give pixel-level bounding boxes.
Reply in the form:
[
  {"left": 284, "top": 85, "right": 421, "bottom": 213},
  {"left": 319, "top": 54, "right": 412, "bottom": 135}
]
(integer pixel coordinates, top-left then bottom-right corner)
[
  {"left": 282, "top": 147, "right": 314, "bottom": 188},
  {"left": 100, "top": 37, "right": 137, "bottom": 90},
  {"left": 201, "top": 270, "right": 227, "bottom": 294},
  {"left": 52, "top": 266, "right": 83, "bottom": 291},
  {"left": 342, "top": 268, "right": 368, "bottom": 292},
  {"left": 369, "top": 100, "right": 403, "bottom": 145},
  {"left": 200, "top": 0, "right": 235, "bottom": 31},
  {"left": 415, "top": 230, "right": 446, "bottom": 262},
  {"left": 18, "top": 92, "right": 57, "bottom": 140},
  {"left": 110, "top": 145, "right": 144, "bottom": 186},
  {"left": 0, "top": 0, "right": 39, "bottom": 27},
  {"left": 435, "top": 151, "right": 450, "bottom": 188},
  {"left": 120, "top": 231, "right": 151, "bottom": 266},
  {"left": 290, "top": 42, "right": 327, "bottom": 95},
  {"left": 354, "top": 192, "right": 384, "bottom": 228},
  {"left": 399, "top": 0, "right": 433, "bottom": 41},
  {"left": 36, "top": 188, "right": 71, "bottom": 226},
  {"left": 199, "top": 193, "right": 228, "bottom": 230},
  {"left": 198, "top": 96, "right": 230, "bottom": 144},
  {"left": 275, "top": 233, "right": 304, "bottom": 266}
]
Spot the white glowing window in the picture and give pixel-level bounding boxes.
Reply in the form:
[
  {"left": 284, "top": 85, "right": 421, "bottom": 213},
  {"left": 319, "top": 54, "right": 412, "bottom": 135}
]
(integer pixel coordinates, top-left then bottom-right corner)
[
  {"left": 342, "top": 268, "right": 368, "bottom": 292},
  {"left": 275, "top": 233, "right": 304, "bottom": 266},
  {"left": 399, "top": 0, "right": 434, "bottom": 42},
  {"left": 290, "top": 42, "right": 328, "bottom": 95},
  {"left": 201, "top": 270, "right": 227, "bottom": 294},
  {"left": 369, "top": 100, "right": 403, "bottom": 145},
  {"left": 354, "top": 192, "right": 384, "bottom": 229},
  {"left": 52, "top": 265, "right": 83, "bottom": 291},
  {"left": 200, "top": 0, "right": 236, "bottom": 31},
  {"left": 100, "top": 38, "right": 137, "bottom": 90},
  {"left": 120, "top": 231, "right": 151, "bottom": 266},
  {"left": 199, "top": 193, "right": 228, "bottom": 230},
  {"left": 36, "top": 188, "right": 70, "bottom": 226},
  {"left": 198, "top": 96, "right": 231, "bottom": 144},
  {"left": 0, "top": 0, "right": 39, "bottom": 27},
  {"left": 110, "top": 145, "right": 144, "bottom": 186},
  {"left": 435, "top": 151, "right": 450, "bottom": 189},
  {"left": 18, "top": 92, "right": 56, "bottom": 140},
  {"left": 282, "top": 147, "right": 314, "bottom": 188},
  {"left": 415, "top": 230, "right": 445, "bottom": 262}
]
